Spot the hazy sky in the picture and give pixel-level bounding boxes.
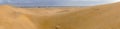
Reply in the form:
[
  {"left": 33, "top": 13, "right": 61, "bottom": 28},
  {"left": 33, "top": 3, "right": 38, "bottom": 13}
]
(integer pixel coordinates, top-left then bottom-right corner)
[{"left": 0, "top": 0, "right": 120, "bottom": 6}]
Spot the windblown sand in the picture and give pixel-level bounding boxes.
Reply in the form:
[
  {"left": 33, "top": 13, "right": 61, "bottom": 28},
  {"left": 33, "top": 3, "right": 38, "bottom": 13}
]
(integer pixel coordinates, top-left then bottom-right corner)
[{"left": 0, "top": 2, "right": 120, "bottom": 29}]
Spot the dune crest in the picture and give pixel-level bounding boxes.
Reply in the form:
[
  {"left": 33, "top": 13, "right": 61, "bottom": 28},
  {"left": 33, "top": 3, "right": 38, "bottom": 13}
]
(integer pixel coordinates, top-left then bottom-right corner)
[
  {"left": 0, "top": 5, "right": 37, "bottom": 29},
  {"left": 1, "top": 2, "right": 120, "bottom": 29}
]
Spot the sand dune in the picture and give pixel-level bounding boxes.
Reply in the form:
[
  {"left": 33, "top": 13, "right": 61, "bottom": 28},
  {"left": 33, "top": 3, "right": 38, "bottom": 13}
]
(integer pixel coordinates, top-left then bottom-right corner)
[
  {"left": 0, "top": 5, "right": 37, "bottom": 29},
  {"left": 0, "top": 2, "right": 120, "bottom": 29}
]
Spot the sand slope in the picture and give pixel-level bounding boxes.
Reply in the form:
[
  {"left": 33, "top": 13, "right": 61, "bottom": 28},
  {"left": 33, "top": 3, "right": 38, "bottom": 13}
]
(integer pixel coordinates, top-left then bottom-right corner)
[
  {"left": 0, "top": 2, "right": 120, "bottom": 29},
  {"left": 59, "top": 2, "right": 120, "bottom": 29},
  {"left": 0, "top": 5, "right": 37, "bottom": 29}
]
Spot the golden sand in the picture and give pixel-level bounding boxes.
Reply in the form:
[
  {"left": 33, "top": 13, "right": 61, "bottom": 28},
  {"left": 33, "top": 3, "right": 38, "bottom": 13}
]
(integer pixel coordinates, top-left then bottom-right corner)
[
  {"left": 0, "top": 2, "right": 120, "bottom": 29},
  {"left": 0, "top": 5, "right": 37, "bottom": 29}
]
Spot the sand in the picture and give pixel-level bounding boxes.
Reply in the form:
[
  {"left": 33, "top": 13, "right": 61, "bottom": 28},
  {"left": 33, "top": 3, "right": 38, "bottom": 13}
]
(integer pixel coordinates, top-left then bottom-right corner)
[
  {"left": 0, "top": 2, "right": 120, "bottom": 29},
  {"left": 0, "top": 5, "right": 37, "bottom": 29}
]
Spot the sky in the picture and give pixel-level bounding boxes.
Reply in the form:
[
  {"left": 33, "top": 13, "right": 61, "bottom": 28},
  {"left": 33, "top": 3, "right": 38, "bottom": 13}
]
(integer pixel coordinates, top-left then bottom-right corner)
[{"left": 0, "top": 0, "right": 120, "bottom": 6}]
